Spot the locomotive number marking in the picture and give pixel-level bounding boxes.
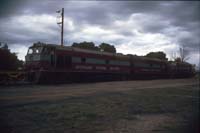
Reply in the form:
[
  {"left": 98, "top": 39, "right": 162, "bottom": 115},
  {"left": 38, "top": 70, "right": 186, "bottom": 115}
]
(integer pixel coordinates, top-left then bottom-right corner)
[
  {"left": 95, "top": 66, "right": 106, "bottom": 70},
  {"left": 110, "top": 67, "right": 120, "bottom": 70}
]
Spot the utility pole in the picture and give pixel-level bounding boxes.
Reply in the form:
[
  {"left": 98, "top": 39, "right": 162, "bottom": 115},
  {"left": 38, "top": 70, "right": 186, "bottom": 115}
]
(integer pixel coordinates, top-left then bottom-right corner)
[
  {"left": 56, "top": 8, "right": 64, "bottom": 47},
  {"left": 61, "top": 8, "right": 64, "bottom": 47}
]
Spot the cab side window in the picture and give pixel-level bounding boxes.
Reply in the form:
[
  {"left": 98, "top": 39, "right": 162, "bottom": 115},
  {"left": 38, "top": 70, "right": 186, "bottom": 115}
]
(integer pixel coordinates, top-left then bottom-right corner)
[
  {"left": 57, "top": 55, "right": 65, "bottom": 68},
  {"left": 81, "top": 58, "right": 86, "bottom": 63},
  {"left": 65, "top": 56, "right": 72, "bottom": 68}
]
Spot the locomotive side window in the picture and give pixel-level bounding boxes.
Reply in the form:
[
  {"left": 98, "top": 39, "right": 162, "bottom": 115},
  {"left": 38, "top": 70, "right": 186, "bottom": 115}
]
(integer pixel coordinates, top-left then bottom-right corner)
[
  {"left": 65, "top": 56, "right": 72, "bottom": 68},
  {"left": 27, "top": 47, "right": 43, "bottom": 54},
  {"left": 28, "top": 49, "right": 33, "bottom": 54},
  {"left": 110, "top": 60, "right": 130, "bottom": 66},
  {"left": 135, "top": 62, "right": 149, "bottom": 68},
  {"left": 81, "top": 58, "right": 86, "bottom": 63},
  {"left": 105, "top": 60, "right": 109, "bottom": 65},
  {"left": 86, "top": 58, "right": 105, "bottom": 64},
  {"left": 152, "top": 64, "right": 160, "bottom": 69},
  {"left": 72, "top": 57, "right": 81, "bottom": 63},
  {"left": 50, "top": 48, "right": 55, "bottom": 66},
  {"left": 57, "top": 55, "right": 65, "bottom": 68},
  {"left": 43, "top": 47, "right": 50, "bottom": 54}
]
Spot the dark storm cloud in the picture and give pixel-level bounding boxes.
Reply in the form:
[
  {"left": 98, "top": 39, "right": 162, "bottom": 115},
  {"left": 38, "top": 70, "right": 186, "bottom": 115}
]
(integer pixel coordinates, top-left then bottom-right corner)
[
  {"left": 0, "top": 0, "right": 28, "bottom": 18},
  {"left": 0, "top": 0, "right": 199, "bottom": 64},
  {"left": 137, "top": 2, "right": 200, "bottom": 32},
  {"left": 137, "top": 1, "right": 200, "bottom": 53},
  {"left": 0, "top": 1, "right": 199, "bottom": 38},
  {"left": 21, "top": 1, "right": 113, "bottom": 25},
  {"left": 0, "top": 1, "right": 165, "bottom": 26}
]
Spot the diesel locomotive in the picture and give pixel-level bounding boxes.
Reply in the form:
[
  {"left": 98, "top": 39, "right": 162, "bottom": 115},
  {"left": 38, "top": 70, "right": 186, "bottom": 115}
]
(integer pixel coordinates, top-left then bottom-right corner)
[{"left": 25, "top": 42, "right": 194, "bottom": 83}]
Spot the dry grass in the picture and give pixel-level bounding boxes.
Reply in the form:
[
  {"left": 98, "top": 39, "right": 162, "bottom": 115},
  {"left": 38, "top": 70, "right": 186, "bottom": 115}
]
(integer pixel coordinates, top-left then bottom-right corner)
[{"left": 0, "top": 79, "right": 199, "bottom": 133}]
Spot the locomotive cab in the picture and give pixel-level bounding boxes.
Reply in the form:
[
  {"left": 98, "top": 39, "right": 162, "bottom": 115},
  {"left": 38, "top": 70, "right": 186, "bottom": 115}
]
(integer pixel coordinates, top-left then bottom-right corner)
[
  {"left": 25, "top": 42, "right": 58, "bottom": 83},
  {"left": 26, "top": 46, "right": 43, "bottom": 61},
  {"left": 25, "top": 42, "right": 55, "bottom": 71}
]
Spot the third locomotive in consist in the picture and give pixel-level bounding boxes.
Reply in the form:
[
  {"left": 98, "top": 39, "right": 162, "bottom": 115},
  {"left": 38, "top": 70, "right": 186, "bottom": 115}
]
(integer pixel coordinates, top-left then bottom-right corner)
[{"left": 25, "top": 42, "right": 194, "bottom": 83}]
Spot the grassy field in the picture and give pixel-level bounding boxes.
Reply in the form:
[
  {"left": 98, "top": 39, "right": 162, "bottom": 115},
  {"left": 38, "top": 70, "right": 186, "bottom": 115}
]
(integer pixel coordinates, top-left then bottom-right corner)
[{"left": 0, "top": 84, "right": 199, "bottom": 133}]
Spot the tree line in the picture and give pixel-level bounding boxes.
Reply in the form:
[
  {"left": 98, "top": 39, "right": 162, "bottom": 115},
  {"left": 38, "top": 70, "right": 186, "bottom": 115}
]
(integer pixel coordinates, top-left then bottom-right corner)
[
  {"left": 72, "top": 42, "right": 116, "bottom": 53},
  {"left": 72, "top": 41, "right": 168, "bottom": 60},
  {"left": 72, "top": 41, "right": 189, "bottom": 63},
  {"left": 0, "top": 42, "right": 23, "bottom": 71}
]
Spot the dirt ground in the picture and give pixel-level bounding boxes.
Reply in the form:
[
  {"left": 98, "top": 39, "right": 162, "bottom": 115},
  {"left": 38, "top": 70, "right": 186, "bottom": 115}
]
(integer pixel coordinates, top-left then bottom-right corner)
[
  {"left": 0, "top": 78, "right": 199, "bottom": 133},
  {"left": 0, "top": 78, "right": 198, "bottom": 104}
]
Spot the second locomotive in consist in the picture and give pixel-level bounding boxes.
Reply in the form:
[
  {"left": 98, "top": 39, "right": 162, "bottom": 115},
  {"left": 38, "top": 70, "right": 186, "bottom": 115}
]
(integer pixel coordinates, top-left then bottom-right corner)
[{"left": 25, "top": 42, "right": 194, "bottom": 83}]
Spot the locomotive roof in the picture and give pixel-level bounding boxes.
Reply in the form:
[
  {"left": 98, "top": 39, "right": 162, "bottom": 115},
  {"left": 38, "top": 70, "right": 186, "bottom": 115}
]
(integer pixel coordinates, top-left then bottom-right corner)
[
  {"left": 32, "top": 42, "right": 168, "bottom": 63},
  {"left": 134, "top": 56, "right": 169, "bottom": 64},
  {"left": 33, "top": 43, "right": 130, "bottom": 60}
]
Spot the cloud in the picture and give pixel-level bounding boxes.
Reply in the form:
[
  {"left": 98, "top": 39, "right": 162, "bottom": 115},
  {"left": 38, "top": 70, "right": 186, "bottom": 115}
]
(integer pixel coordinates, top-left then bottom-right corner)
[
  {"left": 0, "top": 0, "right": 199, "bottom": 67},
  {"left": 0, "top": 14, "right": 77, "bottom": 45},
  {"left": 0, "top": 0, "right": 28, "bottom": 18},
  {"left": 10, "top": 44, "right": 28, "bottom": 61}
]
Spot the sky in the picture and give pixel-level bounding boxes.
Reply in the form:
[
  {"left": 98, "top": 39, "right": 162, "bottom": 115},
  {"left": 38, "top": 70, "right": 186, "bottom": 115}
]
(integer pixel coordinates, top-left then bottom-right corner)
[{"left": 0, "top": 0, "right": 199, "bottom": 67}]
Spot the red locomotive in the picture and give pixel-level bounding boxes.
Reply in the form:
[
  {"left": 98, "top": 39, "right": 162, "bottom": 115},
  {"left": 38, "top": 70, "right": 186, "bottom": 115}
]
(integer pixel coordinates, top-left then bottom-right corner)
[{"left": 25, "top": 42, "right": 194, "bottom": 83}]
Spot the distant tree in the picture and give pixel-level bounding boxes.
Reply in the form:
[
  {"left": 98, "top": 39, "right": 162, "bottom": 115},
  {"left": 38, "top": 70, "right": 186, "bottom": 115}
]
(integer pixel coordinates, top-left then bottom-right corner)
[
  {"left": 99, "top": 43, "right": 116, "bottom": 53},
  {"left": 170, "top": 46, "right": 190, "bottom": 63},
  {"left": 179, "top": 47, "right": 189, "bottom": 62},
  {"left": 169, "top": 51, "right": 177, "bottom": 61},
  {"left": 71, "top": 42, "right": 117, "bottom": 53},
  {"left": 72, "top": 41, "right": 99, "bottom": 51},
  {"left": 2, "top": 43, "right": 8, "bottom": 50},
  {"left": 174, "top": 57, "right": 182, "bottom": 63},
  {"left": 0, "top": 44, "right": 23, "bottom": 71},
  {"left": 145, "top": 51, "right": 168, "bottom": 60},
  {"left": 0, "top": 42, "right": 8, "bottom": 50}
]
